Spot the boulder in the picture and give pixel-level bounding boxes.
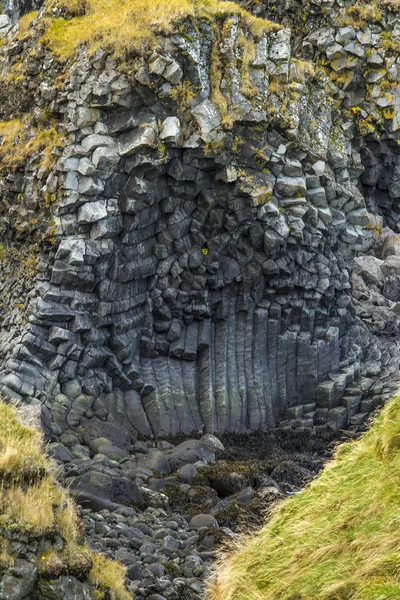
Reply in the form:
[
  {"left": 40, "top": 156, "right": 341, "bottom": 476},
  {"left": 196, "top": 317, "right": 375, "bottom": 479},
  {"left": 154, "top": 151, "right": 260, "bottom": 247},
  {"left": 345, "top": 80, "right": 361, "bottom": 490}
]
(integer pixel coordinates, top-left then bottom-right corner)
[
  {"left": 354, "top": 256, "right": 383, "bottom": 286},
  {"left": 135, "top": 450, "right": 171, "bottom": 475},
  {"left": 160, "top": 117, "right": 181, "bottom": 145},
  {"left": 381, "top": 255, "right": 400, "bottom": 278},
  {"left": 177, "top": 463, "right": 198, "bottom": 482},
  {"left": 0, "top": 558, "right": 37, "bottom": 600},
  {"left": 200, "top": 433, "right": 225, "bottom": 452},
  {"left": 69, "top": 468, "right": 143, "bottom": 510},
  {"left": 82, "top": 418, "right": 133, "bottom": 451},
  {"left": 189, "top": 514, "right": 219, "bottom": 529},
  {"left": 379, "top": 232, "right": 400, "bottom": 259},
  {"left": 191, "top": 99, "right": 221, "bottom": 134},
  {"left": 164, "top": 440, "right": 216, "bottom": 471}
]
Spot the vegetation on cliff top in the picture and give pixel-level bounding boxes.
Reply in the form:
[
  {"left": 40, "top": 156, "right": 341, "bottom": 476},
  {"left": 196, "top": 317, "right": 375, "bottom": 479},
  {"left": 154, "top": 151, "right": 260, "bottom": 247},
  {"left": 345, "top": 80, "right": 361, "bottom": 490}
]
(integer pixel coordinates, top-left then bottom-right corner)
[
  {"left": 0, "top": 400, "right": 130, "bottom": 599},
  {"left": 209, "top": 395, "right": 400, "bottom": 600},
  {"left": 41, "top": 0, "right": 281, "bottom": 59}
]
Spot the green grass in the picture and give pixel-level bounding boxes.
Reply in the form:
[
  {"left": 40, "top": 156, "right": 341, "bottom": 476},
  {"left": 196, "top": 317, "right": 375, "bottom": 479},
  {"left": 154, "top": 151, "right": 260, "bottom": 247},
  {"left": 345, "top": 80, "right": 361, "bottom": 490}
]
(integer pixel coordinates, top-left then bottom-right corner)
[{"left": 209, "top": 396, "right": 400, "bottom": 600}]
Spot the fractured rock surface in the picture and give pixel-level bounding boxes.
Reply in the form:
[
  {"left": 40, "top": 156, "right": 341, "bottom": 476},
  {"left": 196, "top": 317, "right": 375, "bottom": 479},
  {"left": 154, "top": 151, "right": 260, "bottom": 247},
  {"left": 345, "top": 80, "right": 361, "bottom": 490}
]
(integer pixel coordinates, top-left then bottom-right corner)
[{"left": 0, "top": 1, "right": 399, "bottom": 443}]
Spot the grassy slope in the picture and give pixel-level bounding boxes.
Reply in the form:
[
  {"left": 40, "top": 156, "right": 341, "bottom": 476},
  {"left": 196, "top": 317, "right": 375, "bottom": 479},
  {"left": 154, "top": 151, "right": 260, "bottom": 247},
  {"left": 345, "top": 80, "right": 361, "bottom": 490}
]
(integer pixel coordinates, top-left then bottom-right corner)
[
  {"left": 209, "top": 396, "right": 400, "bottom": 600},
  {"left": 41, "top": 0, "right": 280, "bottom": 58},
  {"left": 0, "top": 401, "right": 130, "bottom": 600}
]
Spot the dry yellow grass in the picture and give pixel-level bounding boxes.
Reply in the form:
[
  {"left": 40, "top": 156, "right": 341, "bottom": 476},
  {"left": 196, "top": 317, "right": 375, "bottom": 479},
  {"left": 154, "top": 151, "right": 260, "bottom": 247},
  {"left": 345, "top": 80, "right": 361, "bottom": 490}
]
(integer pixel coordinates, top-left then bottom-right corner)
[
  {"left": 0, "top": 400, "right": 48, "bottom": 481},
  {"left": 0, "top": 118, "right": 65, "bottom": 172},
  {"left": 16, "top": 10, "right": 39, "bottom": 38},
  {"left": 2, "top": 479, "right": 63, "bottom": 533},
  {"left": 41, "top": 0, "right": 281, "bottom": 59},
  {"left": 238, "top": 33, "right": 257, "bottom": 98},
  {"left": 291, "top": 58, "right": 316, "bottom": 83},
  {"left": 0, "top": 400, "right": 129, "bottom": 599},
  {"left": 342, "top": 1, "right": 383, "bottom": 26},
  {"left": 208, "top": 395, "right": 400, "bottom": 600},
  {"left": 89, "top": 554, "right": 131, "bottom": 600}
]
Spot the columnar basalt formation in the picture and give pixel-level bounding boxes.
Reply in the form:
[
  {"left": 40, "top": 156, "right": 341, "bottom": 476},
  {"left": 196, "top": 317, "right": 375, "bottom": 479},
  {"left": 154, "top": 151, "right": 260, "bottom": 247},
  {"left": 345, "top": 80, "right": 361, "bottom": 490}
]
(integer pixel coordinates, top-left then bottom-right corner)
[{"left": 0, "top": 1, "right": 400, "bottom": 441}]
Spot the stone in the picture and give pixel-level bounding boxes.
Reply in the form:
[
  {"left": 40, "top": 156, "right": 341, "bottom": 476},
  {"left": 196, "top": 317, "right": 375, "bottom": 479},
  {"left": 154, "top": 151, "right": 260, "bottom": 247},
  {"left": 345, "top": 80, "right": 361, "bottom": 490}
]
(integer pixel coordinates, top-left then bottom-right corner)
[
  {"left": 380, "top": 233, "right": 400, "bottom": 259},
  {"left": 307, "top": 187, "right": 327, "bottom": 207},
  {"left": 160, "top": 117, "right": 181, "bottom": 145},
  {"left": 189, "top": 514, "right": 219, "bottom": 529},
  {"left": 96, "top": 443, "right": 129, "bottom": 461},
  {"left": 118, "top": 125, "right": 158, "bottom": 155},
  {"left": 380, "top": 256, "right": 400, "bottom": 278},
  {"left": 0, "top": 559, "right": 37, "bottom": 600},
  {"left": 15, "top": 403, "right": 42, "bottom": 430},
  {"left": 39, "top": 576, "right": 92, "bottom": 600},
  {"left": 236, "top": 486, "right": 253, "bottom": 504},
  {"left": 135, "top": 450, "right": 171, "bottom": 476},
  {"left": 163, "top": 60, "right": 182, "bottom": 83},
  {"left": 177, "top": 463, "right": 198, "bottom": 482},
  {"left": 92, "top": 146, "right": 120, "bottom": 170},
  {"left": 191, "top": 99, "right": 221, "bottom": 134},
  {"left": 49, "top": 442, "right": 74, "bottom": 463},
  {"left": 165, "top": 440, "right": 216, "bottom": 471},
  {"left": 200, "top": 434, "right": 225, "bottom": 452},
  {"left": 0, "top": 14, "right": 10, "bottom": 29},
  {"left": 81, "top": 134, "right": 115, "bottom": 153},
  {"left": 0, "top": 2, "right": 399, "bottom": 449},
  {"left": 282, "top": 160, "right": 302, "bottom": 177},
  {"left": 275, "top": 175, "right": 307, "bottom": 198},
  {"left": 78, "top": 199, "right": 107, "bottom": 224},
  {"left": 82, "top": 418, "right": 133, "bottom": 451}
]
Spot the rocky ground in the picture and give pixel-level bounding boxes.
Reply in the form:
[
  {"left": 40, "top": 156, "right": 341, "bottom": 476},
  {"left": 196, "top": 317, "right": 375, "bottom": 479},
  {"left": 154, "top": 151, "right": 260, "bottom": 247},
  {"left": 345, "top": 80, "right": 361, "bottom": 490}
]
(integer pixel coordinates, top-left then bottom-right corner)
[{"left": 47, "top": 425, "right": 351, "bottom": 599}]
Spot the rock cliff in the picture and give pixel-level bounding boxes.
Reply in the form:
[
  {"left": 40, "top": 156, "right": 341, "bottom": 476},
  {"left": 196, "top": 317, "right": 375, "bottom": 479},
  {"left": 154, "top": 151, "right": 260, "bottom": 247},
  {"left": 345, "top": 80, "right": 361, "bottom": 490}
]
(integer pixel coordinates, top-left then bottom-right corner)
[{"left": 0, "top": 0, "right": 399, "bottom": 443}]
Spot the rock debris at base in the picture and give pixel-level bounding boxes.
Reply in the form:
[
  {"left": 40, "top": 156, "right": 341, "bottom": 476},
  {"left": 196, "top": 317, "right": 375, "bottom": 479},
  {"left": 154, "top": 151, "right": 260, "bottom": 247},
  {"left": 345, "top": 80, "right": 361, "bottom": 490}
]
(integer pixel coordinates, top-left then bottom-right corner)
[{"left": 55, "top": 428, "right": 335, "bottom": 600}]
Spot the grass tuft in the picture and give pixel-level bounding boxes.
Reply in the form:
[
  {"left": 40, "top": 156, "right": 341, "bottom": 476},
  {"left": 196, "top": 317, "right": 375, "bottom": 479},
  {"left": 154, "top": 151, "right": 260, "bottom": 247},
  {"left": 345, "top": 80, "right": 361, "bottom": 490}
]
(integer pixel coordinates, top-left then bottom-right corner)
[
  {"left": 89, "top": 554, "right": 131, "bottom": 600},
  {"left": 0, "top": 400, "right": 128, "bottom": 599},
  {"left": 0, "top": 118, "right": 65, "bottom": 173},
  {"left": 208, "top": 395, "right": 400, "bottom": 600}
]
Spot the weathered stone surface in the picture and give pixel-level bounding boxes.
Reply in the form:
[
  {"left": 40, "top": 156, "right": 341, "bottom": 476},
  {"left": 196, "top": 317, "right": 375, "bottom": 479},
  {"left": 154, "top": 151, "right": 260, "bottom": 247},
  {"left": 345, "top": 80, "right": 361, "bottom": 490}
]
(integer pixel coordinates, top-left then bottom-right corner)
[
  {"left": 0, "top": 1, "right": 399, "bottom": 445},
  {"left": 189, "top": 514, "right": 219, "bottom": 529},
  {"left": 0, "top": 559, "right": 37, "bottom": 600}
]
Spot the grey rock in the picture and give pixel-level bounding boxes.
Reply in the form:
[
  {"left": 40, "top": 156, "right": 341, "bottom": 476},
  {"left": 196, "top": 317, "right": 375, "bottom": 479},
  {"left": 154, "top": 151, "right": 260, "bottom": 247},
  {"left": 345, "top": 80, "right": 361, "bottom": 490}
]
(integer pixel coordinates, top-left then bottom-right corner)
[
  {"left": 39, "top": 576, "right": 92, "bottom": 600},
  {"left": 200, "top": 434, "right": 225, "bottom": 452},
  {"left": 177, "top": 463, "right": 198, "bottom": 482},
  {"left": 0, "top": 559, "right": 37, "bottom": 600},
  {"left": 135, "top": 450, "right": 171, "bottom": 476},
  {"left": 92, "top": 146, "right": 120, "bottom": 170},
  {"left": 78, "top": 199, "right": 107, "bottom": 224},
  {"left": 160, "top": 117, "right": 181, "bottom": 145},
  {"left": 118, "top": 126, "right": 158, "bottom": 156},
  {"left": 81, "top": 134, "right": 115, "bottom": 153},
  {"left": 189, "top": 514, "right": 219, "bottom": 529},
  {"left": 165, "top": 441, "right": 215, "bottom": 471},
  {"left": 191, "top": 100, "right": 221, "bottom": 134},
  {"left": 0, "top": 14, "right": 10, "bottom": 29}
]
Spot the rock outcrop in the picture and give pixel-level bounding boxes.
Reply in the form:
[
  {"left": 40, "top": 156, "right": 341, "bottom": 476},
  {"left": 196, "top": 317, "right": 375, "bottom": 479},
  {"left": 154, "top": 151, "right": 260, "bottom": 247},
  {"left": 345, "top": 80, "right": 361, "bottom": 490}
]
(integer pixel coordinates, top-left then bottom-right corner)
[{"left": 0, "top": 0, "right": 399, "bottom": 442}]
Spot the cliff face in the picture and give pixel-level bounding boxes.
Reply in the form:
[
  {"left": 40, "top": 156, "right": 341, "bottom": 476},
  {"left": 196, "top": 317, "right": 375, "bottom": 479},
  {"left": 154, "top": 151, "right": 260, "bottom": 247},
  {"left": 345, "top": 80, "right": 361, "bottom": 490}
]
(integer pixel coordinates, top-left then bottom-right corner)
[{"left": 0, "top": 0, "right": 400, "bottom": 440}]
